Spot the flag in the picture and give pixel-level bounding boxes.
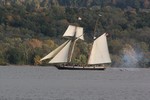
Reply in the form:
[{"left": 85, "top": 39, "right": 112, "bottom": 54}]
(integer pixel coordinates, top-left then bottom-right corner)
[{"left": 78, "top": 17, "right": 82, "bottom": 20}]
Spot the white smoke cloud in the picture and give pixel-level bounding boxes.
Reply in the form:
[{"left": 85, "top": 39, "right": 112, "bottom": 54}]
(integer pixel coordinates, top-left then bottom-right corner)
[{"left": 121, "top": 44, "right": 143, "bottom": 68}]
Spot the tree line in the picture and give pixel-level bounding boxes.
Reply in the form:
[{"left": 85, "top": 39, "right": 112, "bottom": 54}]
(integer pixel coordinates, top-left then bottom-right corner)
[
  {"left": 0, "top": 0, "right": 149, "bottom": 67},
  {"left": 1, "top": 0, "right": 150, "bottom": 9}
]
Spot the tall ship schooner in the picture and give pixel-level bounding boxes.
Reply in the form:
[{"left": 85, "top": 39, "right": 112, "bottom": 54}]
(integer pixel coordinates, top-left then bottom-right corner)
[{"left": 40, "top": 24, "right": 111, "bottom": 70}]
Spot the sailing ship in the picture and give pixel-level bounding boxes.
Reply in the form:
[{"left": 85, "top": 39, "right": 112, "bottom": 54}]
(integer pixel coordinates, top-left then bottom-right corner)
[{"left": 40, "top": 25, "right": 111, "bottom": 70}]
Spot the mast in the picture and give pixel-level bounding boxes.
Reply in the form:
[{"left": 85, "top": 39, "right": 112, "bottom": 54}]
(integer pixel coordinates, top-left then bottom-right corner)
[
  {"left": 68, "top": 33, "right": 77, "bottom": 62},
  {"left": 93, "top": 14, "right": 102, "bottom": 39},
  {"left": 87, "top": 14, "right": 111, "bottom": 65},
  {"left": 65, "top": 17, "right": 83, "bottom": 63},
  {"left": 68, "top": 32, "right": 83, "bottom": 62},
  {"left": 88, "top": 14, "right": 102, "bottom": 65}
]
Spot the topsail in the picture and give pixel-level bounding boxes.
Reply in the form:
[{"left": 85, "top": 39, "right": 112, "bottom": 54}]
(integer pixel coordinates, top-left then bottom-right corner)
[{"left": 63, "top": 25, "right": 84, "bottom": 40}]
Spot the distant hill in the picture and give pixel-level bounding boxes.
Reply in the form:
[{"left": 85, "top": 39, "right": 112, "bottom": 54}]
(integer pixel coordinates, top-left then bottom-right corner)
[{"left": 0, "top": 0, "right": 149, "bottom": 67}]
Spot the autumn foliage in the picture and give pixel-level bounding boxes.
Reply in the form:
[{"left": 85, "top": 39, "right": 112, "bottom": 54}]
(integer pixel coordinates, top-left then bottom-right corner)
[{"left": 0, "top": 0, "right": 149, "bottom": 67}]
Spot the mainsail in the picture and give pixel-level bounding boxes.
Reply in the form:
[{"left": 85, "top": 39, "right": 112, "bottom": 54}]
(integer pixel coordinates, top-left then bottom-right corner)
[
  {"left": 88, "top": 33, "right": 111, "bottom": 65},
  {"left": 63, "top": 25, "right": 84, "bottom": 40}
]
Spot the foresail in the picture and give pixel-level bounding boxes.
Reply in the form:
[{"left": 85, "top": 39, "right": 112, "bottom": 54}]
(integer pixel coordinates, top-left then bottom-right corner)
[
  {"left": 63, "top": 25, "right": 84, "bottom": 40},
  {"left": 88, "top": 33, "right": 111, "bottom": 65},
  {"left": 40, "top": 40, "right": 69, "bottom": 61},
  {"left": 49, "top": 40, "right": 72, "bottom": 63}
]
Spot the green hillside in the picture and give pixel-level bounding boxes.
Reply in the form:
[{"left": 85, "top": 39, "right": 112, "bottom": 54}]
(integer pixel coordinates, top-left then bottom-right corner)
[{"left": 0, "top": 0, "right": 149, "bottom": 67}]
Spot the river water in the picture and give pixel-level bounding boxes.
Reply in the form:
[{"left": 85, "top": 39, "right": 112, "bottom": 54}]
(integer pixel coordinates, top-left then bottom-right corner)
[{"left": 0, "top": 65, "right": 150, "bottom": 100}]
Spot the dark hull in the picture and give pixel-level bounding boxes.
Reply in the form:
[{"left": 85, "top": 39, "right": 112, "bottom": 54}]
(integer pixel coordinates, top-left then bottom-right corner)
[{"left": 55, "top": 65, "right": 106, "bottom": 70}]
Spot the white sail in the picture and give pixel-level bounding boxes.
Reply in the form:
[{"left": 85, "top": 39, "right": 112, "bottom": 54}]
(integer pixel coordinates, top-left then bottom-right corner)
[
  {"left": 76, "top": 27, "right": 84, "bottom": 40},
  {"left": 49, "top": 40, "right": 72, "bottom": 63},
  {"left": 63, "top": 25, "right": 84, "bottom": 40},
  {"left": 40, "top": 40, "right": 69, "bottom": 61},
  {"left": 88, "top": 33, "right": 111, "bottom": 65},
  {"left": 63, "top": 25, "right": 76, "bottom": 37}
]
